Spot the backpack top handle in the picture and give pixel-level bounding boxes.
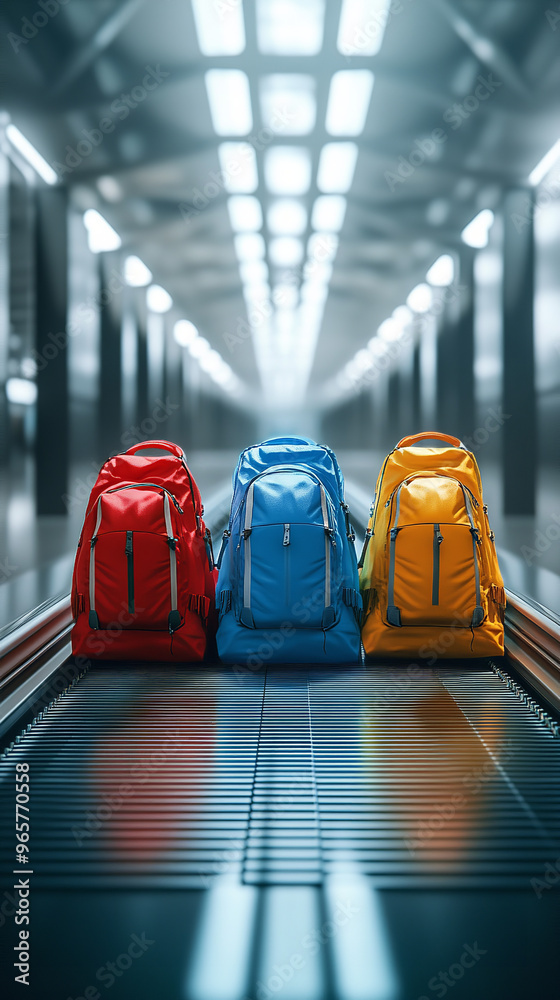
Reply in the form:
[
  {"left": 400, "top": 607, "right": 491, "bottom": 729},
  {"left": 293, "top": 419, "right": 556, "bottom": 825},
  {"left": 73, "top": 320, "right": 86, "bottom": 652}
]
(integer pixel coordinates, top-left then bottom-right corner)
[
  {"left": 124, "top": 440, "right": 185, "bottom": 459},
  {"left": 396, "top": 431, "right": 466, "bottom": 450}
]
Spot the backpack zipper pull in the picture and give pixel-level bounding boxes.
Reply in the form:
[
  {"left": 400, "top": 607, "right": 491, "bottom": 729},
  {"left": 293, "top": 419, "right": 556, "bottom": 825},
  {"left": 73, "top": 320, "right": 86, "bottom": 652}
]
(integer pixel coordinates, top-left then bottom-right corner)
[
  {"left": 173, "top": 495, "right": 184, "bottom": 513},
  {"left": 325, "top": 526, "right": 336, "bottom": 547},
  {"left": 283, "top": 523, "right": 290, "bottom": 546}
]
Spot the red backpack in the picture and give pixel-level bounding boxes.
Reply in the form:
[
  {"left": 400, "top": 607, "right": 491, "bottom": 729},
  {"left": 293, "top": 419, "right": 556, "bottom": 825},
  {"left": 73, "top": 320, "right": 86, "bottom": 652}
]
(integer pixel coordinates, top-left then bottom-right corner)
[{"left": 71, "top": 440, "right": 216, "bottom": 662}]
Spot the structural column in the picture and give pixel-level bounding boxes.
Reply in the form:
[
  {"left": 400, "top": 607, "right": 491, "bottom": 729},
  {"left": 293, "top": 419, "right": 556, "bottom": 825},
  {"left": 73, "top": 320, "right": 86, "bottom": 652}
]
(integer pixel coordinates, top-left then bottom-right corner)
[
  {"left": 455, "top": 248, "right": 476, "bottom": 443},
  {"left": 98, "top": 255, "right": 122, "bottom": 457},
  {"left": 398, "top": 335, "right": 415, "bottom": 438},
  {"left": 165, "top": 318, "right": 184, "bottom": 446},
  {"left": 136, "top": 307, "right": 149, "bottom": 429},
  {"left": 387, "top": 372, "right": 400, "bottom": 449},
  {"left": 502, "top": 188, "right": 537, "bottom": 515},
  {"left": 435, "top": 313, "right": 456, "bottom": 433},
  {"left": 35, "top": 186, "right": 69, "bottom": 515},
  {"left": 0, "top": 140, "right": 9, "bottom": 467},
  {"left": 411, "top": 341, "right": 421, "bottom": 432},
  {"left": 435, "top": 261, "right": 475, "bottom": 441}
]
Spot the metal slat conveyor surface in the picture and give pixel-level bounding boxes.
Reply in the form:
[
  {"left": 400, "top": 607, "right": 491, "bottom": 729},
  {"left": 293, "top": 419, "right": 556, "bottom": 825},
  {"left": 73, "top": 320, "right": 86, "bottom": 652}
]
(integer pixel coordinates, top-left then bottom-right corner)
[{"left": 2, "top": 657, "right": 560, "bottom": 999}]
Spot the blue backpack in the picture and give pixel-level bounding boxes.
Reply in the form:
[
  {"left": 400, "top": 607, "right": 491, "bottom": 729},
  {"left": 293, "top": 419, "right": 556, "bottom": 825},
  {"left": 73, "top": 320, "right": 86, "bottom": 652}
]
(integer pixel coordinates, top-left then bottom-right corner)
[{"left": 215, "top": 436, "right": 362, "bottom": 664}]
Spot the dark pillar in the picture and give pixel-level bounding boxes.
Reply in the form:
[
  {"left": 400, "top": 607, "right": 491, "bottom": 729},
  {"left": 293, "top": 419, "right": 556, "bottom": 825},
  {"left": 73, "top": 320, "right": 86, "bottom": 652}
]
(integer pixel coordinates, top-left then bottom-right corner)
[
  {"left": 411, "top": 342, "right": 421, "bottom": 432},
  {"left": 165, "top": 320, "right": 184, "bottom": 446},
  {"left": 0, "top": 146, "right": 8, "bottom": 466},
  {"left": 436, "top": 314, "right": 456, "bottom": 434},
  {"left": 398, "top": 339, "right": 414, "bottom": 438},
  {"left": 387, "top": 372, "right": 399, "bottom": 449},
  {"left": 98, "top": 256, "right": 122, "bottom": 457},
  {"left": 136, "top": 318, "right": 149, "bottom": 430},
  {"left": 502, "top": 188, "right": 536, "bottom": 515},
  {"left": 455, "top": 248, "right": 476, "bottom": 442},
  {"left": 35, "top": 187, "right": 68, "bottom": 514}
]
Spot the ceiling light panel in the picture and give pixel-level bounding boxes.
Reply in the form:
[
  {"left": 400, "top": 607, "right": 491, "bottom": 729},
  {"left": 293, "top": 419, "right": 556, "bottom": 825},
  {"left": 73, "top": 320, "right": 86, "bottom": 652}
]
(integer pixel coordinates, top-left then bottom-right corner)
[
  {"left": 240, "top": 260, "right": 269, "bottom": 284},
  {"left": 205, "top": 70, "right": 253, "bottom": 136},
  {"left": 124, "top": 255, "right": 152, "bottom": 287},
  {"left": 325, "top": 70, "right": 374, "bottom": 136},
  {"left": 269, "top": 237, "right": 304, "bottom": 267},
  {"left": 235, "top": 232, "right": 266, "bottom": 260},
  {"left": 6, "top": 124, "right": 58, "bottom": 185},
  {"left": 191, "top": 0, "right": 246, "bottom": 55},
  {"left": 256, "top": 0, "right": 325, "bottom": 55},
  {"left": 83, "top": 210, "right": 121, "bottom": 253},
  {"left": 267, "top": 199, "right": 308, "bottom": 235},
  {"left": 461, "top": 209, "right": 494, "bottom": 249},
  {"left": 307, "top": 232, "right": 339, "bottom": 264},
  {"left": 406, "top": 283, "right": 433, "bottom": 313},
  {"left": 337, "top": 0, "right": 391, "bottom": 56},
  {"left": 260, "top": 75, "right": 316, "bottom": 135},
  {"left": 218, "top": 143, "right": 259, "bottom": 193},
  {"left": 265, "top": 147, "right": 312, "bottom": 195},
  {"left": 317, "top": 142, "right": 359, "bottom": 193},
  {"left": 529, "top": 138, "right": 560, "bottom": 186},
  {"left": 147, "top": 285, "right": 173, "bottom": 313},
  {"left": 311, "top": 195, "right": 347, "bottom": 232},
  {"left": 426, "top": 254, "right": 455, "bottom": 286},
  {"left": 228, "top": 196, "right": 263, "bottom": 232},
  {"left": 174, "top": 320, "right": 199, "bottom": 347}
]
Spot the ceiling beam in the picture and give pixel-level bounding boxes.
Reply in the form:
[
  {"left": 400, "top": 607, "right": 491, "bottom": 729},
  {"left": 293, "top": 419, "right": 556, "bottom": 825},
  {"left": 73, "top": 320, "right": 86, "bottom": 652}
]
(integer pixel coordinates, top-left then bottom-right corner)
[
  {"left": 430, "top": 0, "right": 530, "bottom": 99},
  {"left": 49, "top": 0, "right": 146, "bottom": 96}
]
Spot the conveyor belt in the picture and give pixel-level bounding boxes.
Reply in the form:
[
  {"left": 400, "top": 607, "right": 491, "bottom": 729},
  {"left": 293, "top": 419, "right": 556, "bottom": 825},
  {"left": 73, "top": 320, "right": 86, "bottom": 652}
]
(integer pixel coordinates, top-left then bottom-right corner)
[
  {"left": 2, "top": 491, "right": 560, "bottom": 999},
  {"left": 2, "top": 661, "right": 560, "bottom": 892}
]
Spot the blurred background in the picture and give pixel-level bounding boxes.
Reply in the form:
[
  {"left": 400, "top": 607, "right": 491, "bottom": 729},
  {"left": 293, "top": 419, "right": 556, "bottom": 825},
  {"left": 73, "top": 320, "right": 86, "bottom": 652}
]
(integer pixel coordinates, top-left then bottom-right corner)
[{"left": 1, "top": 0, "right": 560, "bottom": 625}]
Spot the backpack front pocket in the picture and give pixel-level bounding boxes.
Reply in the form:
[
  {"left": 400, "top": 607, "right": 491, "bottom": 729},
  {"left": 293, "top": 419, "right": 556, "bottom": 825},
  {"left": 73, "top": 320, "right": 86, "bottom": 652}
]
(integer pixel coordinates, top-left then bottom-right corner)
[
  {"left": 387, "top": 522, "right": 480, "bottom": 627},
  {"left": 236, "top": 469, "right": 338, "bottom": 630},
  {"left": 385, "top": 476, "right": 484, "bottom": 629},
  {"left": 244, "top": 521, "right": 333, "bottom": 629},
  {"left": 88, "top": 487, "right": 182, "bottom": 632}
]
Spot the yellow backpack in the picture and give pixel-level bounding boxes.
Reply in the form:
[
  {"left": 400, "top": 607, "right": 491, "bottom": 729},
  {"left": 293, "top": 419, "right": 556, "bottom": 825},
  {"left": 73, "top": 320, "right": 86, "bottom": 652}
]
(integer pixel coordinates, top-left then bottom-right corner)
[{"left": 359, "top": 432, "right": 505, "bottom": 660}]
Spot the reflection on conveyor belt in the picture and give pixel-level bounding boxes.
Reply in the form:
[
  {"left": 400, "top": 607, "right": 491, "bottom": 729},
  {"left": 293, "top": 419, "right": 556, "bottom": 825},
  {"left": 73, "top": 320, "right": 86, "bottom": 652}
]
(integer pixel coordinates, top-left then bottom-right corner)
[{"left": 1, "top": 662, "right": 560, "bottom": 890}]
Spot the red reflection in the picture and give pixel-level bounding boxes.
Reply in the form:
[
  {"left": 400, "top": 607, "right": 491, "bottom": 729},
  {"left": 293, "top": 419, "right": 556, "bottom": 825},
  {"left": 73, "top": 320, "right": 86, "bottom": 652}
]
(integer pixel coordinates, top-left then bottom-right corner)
[{"left": 87, "top": 693, "right": 216, "bottom": 863}]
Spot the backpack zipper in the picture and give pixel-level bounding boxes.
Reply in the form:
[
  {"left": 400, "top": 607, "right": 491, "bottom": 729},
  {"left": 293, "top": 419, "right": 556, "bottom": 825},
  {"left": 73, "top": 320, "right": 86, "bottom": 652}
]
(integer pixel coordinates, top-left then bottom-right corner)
[
  {"left": 432, "top": 523, "right": 443, "bottom": 605},
  {"left": 125, "top": 530, "right": 134, "bottom": 614},
  {"left": 163, "top": 493, "right": 181, "bottom": 633}
]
